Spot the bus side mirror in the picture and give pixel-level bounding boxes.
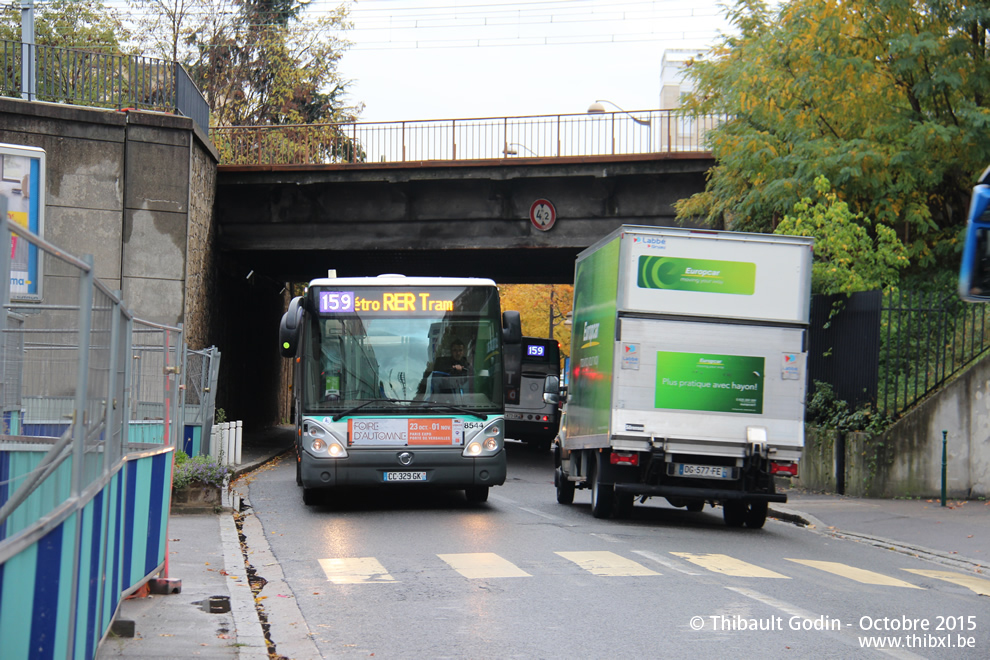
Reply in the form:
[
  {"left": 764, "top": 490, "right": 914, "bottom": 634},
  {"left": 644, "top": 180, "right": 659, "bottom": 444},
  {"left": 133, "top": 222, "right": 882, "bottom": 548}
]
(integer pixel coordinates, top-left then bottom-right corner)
[
  {"left": 502, "top": 311, "right": 522, "bottom": 389},
  {"left": 502, "top": 310, "right": 522, "bottom": 344},
  {"left": 279, "top": 296, "right": 305, "bottom": 357},
  {"left": 959, "top": 178, "right": 990, "bottom": 303},
  {"left": 543, "top": 375, "right": 560, "bottom": 405}
]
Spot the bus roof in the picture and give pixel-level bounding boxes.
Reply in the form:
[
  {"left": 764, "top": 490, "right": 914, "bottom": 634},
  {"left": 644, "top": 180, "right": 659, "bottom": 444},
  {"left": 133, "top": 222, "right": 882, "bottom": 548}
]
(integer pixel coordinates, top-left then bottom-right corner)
[{"left": 308, "top": 274, "right": 497, "bottom": 288}]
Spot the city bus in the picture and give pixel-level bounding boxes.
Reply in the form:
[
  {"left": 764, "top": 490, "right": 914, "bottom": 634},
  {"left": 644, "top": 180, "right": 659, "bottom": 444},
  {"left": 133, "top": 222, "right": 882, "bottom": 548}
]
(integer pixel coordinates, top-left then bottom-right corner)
[
  {"left": 958, "top": 165, "right": 990, "bottom": 302},
  {"left": 504, "top": 336, "right": 563, "bottom": 451},
  {"left": 279, "top": 274, "right": 521, "bottom": 505}
]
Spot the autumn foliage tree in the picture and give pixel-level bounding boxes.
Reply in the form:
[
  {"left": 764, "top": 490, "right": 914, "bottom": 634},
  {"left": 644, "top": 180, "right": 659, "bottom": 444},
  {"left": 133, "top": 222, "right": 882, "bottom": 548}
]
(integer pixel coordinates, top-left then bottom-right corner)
[
  {"left": 676, "top": 0, "right": 990, "bottom": 280},
  {"left": 498, "top": 284, "right": 573, "bottom": 364}
]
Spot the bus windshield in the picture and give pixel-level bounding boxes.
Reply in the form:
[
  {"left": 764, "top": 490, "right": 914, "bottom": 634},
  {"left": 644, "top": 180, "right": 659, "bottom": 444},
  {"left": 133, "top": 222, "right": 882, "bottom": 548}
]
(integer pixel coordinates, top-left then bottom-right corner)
[{"left": 300, "top": 284, "right": 503, "bottom": 414}]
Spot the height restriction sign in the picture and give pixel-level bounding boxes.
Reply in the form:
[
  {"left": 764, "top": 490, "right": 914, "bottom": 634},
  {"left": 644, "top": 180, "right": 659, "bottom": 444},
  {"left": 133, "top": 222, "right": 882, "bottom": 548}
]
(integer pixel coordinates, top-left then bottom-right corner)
[{"left": 529, "top": 198, "right": 556, "bottom": 231}]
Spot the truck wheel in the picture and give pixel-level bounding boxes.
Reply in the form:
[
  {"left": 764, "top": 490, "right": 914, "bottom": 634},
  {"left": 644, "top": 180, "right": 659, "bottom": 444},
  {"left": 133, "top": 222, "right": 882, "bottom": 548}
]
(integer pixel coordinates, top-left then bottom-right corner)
[
  {"left": 722, "top": 501, "right": 745, "bottom": 527},
  {"left": 555, "top": 467, "right": 575, "bottom": 504},
  {"left": 465, "top": 486, "right": 489, "bottom": 503},
  {"left": 590, "top": 454, "right": 615, "bottom": 519},
  {"left": 613, "top": 492, "right": 634, "bottom": 519},
  {"left": 745, "top": 501, "right": 768, "bottom": 529}
]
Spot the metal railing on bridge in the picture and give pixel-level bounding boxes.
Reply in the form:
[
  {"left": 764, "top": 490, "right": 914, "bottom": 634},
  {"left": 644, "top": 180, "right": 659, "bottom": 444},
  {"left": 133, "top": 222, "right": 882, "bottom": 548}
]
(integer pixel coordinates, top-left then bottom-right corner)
[
  {"left": 0, "top": 39, "right": 209, "bottom": 136},
  {"left": 213, "top": 109, "right": 726, "bottom": 166}
]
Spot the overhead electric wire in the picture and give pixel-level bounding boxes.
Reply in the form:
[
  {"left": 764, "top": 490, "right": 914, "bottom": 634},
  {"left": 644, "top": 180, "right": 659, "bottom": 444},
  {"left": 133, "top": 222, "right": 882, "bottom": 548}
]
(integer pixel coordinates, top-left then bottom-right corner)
[{"left": 91, "top": 0, "right": 726, "bottom": 49}]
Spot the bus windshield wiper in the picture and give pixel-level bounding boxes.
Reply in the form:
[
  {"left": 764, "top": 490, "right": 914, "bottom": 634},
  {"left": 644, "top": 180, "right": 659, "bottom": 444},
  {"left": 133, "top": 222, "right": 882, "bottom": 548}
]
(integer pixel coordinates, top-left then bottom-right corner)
[
  {"left": 416, "top": 401, "right": 487, "bottom": 420},
  {"left": 331, "top": 399, "right": 487, "bottom": 421},
  {"left": 331, "top": 399, "right": 380, "bottom": 421}
]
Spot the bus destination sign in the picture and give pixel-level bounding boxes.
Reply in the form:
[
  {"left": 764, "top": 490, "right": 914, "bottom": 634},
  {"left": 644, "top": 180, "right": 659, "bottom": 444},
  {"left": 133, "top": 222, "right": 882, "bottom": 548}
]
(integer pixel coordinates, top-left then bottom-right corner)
[{"left": 319, "top": 290, "right": 455, "bottom": 314}]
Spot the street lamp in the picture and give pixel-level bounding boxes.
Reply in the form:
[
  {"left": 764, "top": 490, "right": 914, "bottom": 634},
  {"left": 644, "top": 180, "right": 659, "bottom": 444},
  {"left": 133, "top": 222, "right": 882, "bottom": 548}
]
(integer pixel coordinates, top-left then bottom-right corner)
[
  {"left": 587, "top": 100, "right": 652, "bottom": 153},
  {"left": 587, "top": 100, "right": 651, "bottom": 126},
  {"left": 503, "top": 142, "right": 538, "bottom": 157}
]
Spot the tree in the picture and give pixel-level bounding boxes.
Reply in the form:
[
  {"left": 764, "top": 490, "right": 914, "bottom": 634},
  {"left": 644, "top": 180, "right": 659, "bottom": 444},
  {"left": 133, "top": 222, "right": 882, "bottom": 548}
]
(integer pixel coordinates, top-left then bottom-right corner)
[
  {"left": 774, "top": 175, "right": 910, "bottom": 294},
  {"left": 0, "top": 0, "right": 130, "bottom": 53},
  {"left": 498, "top": 284, "right": 574, "bottom": 362},
  {"left": 676, "top": 0, "right": 990, "bottom": 276},
  {"left": 126, "top": 0, "right": 204, "bottom": 64},
  {"left": 128, "top": 0, "right": 358, "bottom": 127}
]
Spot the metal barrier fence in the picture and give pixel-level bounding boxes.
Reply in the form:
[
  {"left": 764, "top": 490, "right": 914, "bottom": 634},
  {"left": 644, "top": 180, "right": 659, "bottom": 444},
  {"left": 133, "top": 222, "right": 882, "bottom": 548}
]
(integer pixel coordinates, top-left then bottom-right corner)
[
  {"left": 0, "top": 39, "right": 209, "bottom": 136},
  {"left": 0, "top": 199, "right": 218, "bottom": 657},
  {"left": 212, "top": 109, "right": 726, "bottom": 166},
  {"left": 879, "top": 289, "right": 990, "bottom": 418}
]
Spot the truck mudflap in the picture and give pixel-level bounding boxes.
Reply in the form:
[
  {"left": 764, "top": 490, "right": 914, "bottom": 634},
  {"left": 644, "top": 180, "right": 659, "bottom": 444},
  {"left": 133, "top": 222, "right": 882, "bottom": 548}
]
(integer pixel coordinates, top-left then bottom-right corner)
[{"left": 612, "top": 483, "right": 787, "bottom": 503}]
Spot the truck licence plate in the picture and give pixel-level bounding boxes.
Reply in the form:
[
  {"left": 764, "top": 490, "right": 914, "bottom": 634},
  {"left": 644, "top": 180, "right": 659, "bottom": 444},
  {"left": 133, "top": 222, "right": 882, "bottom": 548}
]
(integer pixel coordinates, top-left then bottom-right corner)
[
  {"left": 383, "top": 471, "right": 427, "bottom": 482},
  {"left": 672, "top": 463, "right": 733, "bottom": 479}
]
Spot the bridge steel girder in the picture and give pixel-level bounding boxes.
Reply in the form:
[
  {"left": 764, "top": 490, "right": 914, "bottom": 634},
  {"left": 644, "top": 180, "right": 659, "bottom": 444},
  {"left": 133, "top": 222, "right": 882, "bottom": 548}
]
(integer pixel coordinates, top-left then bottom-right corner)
[{"left": 215, "top": 154, "right": 713, "bottom": 284}]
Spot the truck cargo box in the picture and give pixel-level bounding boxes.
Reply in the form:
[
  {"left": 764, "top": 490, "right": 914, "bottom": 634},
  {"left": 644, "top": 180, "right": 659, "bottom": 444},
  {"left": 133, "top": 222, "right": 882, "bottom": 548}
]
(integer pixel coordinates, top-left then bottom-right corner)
[{"left": 556, "top": 226, "right": 814, "bottom": 527}]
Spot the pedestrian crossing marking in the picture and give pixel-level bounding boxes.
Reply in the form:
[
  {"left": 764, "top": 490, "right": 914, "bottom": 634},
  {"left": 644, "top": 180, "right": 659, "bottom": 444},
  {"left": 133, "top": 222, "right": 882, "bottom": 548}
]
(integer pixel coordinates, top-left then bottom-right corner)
[
  {"left": 318, "top": 557, "right": 395, "bottom": 584},
  {"left": 903, "top": 569, "right": 990, "bottom": 596},
  {"left": 555, "top": 551, "right": 660, "bottom": 576},
  {"left": 670, "top": 553, "right": 790, "bottom": 578},
  {"left": 438, "top": 553, "right": 531, "bottom": 579},
  {"left": 785, "top": 559, "right": 921, "bottom": 588}
]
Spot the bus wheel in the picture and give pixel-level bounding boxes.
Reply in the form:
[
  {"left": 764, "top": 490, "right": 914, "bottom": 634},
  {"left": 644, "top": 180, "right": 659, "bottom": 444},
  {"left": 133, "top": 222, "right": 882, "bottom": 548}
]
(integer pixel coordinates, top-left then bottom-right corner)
[
  {"left": 465, "top": 486, "right": 489, "bottom": 503},
  {"left": 295, "top": 454, "right": 302, "bottom": 487},
  {"left": 555, "top": 466, "right": 575, "bottom": 504},
  {"left": 686, "top": 501, "right": 704, "bottom": 513},
  {"left": 530, "top": 437, "right": 551, "bottom": 452},
  {"left": 590, "top": 454, "right": 614, "bottom": 519},
  {"left": 302, "top": 488, "right": 321, "bottom": 506}
]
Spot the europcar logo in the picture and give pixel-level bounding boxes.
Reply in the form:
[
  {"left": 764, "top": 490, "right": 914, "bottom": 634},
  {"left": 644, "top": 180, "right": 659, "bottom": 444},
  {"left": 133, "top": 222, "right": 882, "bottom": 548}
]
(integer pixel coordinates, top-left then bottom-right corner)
[{"left": 581, "top": 322, "right": 600, "bottom": 349}]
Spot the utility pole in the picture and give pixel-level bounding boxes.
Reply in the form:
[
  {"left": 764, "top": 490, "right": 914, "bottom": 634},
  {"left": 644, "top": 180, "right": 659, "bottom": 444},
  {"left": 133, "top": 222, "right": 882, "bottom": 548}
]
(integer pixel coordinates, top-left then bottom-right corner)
[{"left": 20, "top": 0, "right": 35, "bottom": 100}]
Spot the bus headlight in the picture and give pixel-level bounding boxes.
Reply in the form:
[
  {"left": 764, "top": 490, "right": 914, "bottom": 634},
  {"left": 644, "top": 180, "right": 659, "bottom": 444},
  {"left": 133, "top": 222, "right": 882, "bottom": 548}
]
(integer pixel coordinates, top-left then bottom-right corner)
[
  {"left": 462, "top": 421, "right": 503, "bottom": 457},
  {"left": 304, "top": 421, "right": 347, "bottom": 458}
]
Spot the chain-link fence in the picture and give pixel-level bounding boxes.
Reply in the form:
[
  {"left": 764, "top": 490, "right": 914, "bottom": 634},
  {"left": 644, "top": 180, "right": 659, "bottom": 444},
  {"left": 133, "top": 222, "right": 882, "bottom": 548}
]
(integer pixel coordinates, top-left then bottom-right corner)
[
  {"left": 0, "top": 197, "right": 224, "bottom": 658},
  {"left": 0, "top": 201, "right": 217, "bottom": 537}
]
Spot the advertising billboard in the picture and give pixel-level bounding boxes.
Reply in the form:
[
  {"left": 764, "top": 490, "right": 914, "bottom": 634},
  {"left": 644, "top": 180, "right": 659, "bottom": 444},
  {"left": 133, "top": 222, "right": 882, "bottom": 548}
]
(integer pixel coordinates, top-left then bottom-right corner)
[{"left": 1, "top": 143, "right": 45, "bottom": 302}]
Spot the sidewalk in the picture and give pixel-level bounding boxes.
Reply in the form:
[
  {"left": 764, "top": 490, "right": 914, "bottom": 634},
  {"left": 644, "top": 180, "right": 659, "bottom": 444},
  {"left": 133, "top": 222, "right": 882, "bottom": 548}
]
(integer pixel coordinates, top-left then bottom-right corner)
[
  {"left": 771, "top": 487, "right": 990, "bottom": 573},
  {"left": 97, "top": 427, "right": 295, "bottom": 659},
  {"left": 97, "top": 428, "right": 990, "bottom": 657}
]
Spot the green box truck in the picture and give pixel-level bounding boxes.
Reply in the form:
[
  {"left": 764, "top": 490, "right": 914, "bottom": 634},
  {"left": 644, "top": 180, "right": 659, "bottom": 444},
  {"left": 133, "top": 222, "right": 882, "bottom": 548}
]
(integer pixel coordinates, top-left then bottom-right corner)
[{"left": 554, "top": 225, "right": 814, "bottom": 528}]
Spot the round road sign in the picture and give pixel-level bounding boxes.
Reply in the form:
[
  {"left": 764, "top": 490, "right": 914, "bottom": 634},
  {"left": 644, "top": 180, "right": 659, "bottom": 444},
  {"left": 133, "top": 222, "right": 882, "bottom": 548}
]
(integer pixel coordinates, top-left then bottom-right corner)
[{"left": 529, "top": 199, "right": 556, "bottom": 231}]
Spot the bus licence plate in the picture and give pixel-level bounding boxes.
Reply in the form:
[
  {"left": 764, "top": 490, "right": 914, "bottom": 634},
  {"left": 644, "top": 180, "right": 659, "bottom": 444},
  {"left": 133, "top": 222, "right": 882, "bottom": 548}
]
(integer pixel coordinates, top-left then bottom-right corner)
[
  {"left": 383, "top": 471, "right": 427, "bottom": 482},
  {"left": 673, "top": 463, "right": 733, "bottom": 479}
]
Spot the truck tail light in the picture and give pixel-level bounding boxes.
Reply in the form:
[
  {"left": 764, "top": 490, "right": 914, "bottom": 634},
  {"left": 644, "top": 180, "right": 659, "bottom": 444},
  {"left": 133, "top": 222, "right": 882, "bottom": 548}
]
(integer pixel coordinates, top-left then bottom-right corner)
[
  {"left": 610, "top": 451, "right": 640, "bottom": 466},
  {"left": 771, "top": 461, "right": 798, "bottom": 477}
]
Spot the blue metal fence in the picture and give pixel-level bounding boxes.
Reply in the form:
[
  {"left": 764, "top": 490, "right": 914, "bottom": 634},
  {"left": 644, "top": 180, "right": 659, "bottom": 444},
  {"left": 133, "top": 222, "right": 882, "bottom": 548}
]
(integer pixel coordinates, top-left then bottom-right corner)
[{"left": 0, "top": 204, "right": 217, "bottom": 658}]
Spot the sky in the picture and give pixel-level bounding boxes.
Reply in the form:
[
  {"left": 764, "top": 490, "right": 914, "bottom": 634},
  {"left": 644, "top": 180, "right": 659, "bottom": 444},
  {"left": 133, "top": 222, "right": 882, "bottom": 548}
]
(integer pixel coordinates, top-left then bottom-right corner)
[
  {"left": 314, "top": 0, "right": 736, "bottom": 123},
  {"left": 97, "top": 0, "right": 737, "bottom": 124}
]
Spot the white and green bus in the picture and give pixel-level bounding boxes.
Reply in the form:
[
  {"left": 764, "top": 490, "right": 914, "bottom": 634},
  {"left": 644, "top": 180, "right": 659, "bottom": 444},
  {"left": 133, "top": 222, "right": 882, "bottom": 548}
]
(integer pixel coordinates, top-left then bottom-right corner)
[{"left": 279, "top": 274, "right": 521, "bottom": 505}]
